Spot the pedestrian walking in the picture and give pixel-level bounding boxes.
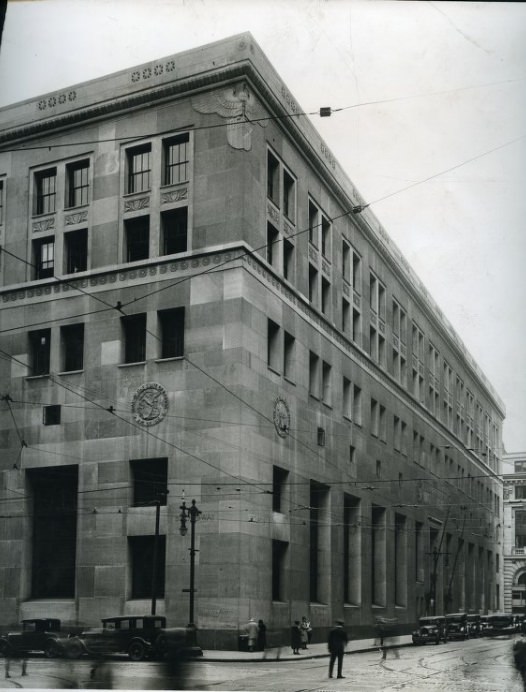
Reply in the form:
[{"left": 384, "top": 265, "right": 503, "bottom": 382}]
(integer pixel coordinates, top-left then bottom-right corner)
[
  {"left": 328, "top": 619, "right": 348, "bottom": 679},
  {"left": 300, "top": 616, "right": 312, "bottom": 649},
  {"left": 291, "top": 620, "right": 302, "bottom": 655},
  {"left": 376, "top": 617, "right": 399, "bottom": 660},
  {"left": 257, "top": 619, "right": 267, "bottom": 651},
  {"left": 245, "top": 617, "right": 258, "bottom": 652}
]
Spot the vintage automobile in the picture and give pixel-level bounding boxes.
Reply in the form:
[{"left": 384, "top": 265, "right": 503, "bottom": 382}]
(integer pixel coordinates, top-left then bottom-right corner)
[
  {"left": 466, "top": 614, "right": 482, "bottom": 638},
  {"left": 445, "top": 613, "right": 469, "bottom": 640},
  {"left": 412, "top": 616, "right": 447, "bottom": 645},
  {"left": 65, "top": 615, "right": 201, "bottom": 662},
  {"left": 0, "top": 618, "right": 68, "bottom": 658},
  {"left": 479, "top": 615, "right": 489, "bottom": 635},
  {"left": 485, "top": 613, "right": 516, "bottom": 636}
]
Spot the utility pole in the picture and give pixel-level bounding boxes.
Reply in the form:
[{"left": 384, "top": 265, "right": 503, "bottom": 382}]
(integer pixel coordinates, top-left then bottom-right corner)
[{"left": 180, "top": 499, "right": 201, "bottom": 626}]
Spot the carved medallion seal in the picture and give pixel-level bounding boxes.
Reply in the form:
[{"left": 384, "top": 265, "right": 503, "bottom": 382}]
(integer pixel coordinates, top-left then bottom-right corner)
[
  {"left": 273, "top": 396, "right": 291, "bottom": 438},
  {"left": 132, "top": 382, "right": 169, "bottom": 427}
]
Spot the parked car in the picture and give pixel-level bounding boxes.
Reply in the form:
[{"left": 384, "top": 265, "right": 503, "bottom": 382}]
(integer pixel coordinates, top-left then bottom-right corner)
[
  {"left": 0, "top": 618, "right": 68, "bottom": 658},
  {"left": 445, "top": 613, "right": 469, "bottom": 640},
  {"left": 466, "top": 614, "right": 482, "bottom": 638},
  {"left": 412, "top": 616, "right": 447, "bottom": 645},
  {"left": 65, "top": 615, "right": 201, "bottom": 662},
  {"left": 479, "top": 615, "right": 489, "bottom": 635},
  {"left": 485, "top": 613, "right": 516, "bottom": 636}
]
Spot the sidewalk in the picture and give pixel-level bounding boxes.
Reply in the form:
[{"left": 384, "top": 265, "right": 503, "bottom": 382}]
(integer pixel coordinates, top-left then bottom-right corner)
[{"left": 202, "top": 634, "right": 414, "bottom": 662}]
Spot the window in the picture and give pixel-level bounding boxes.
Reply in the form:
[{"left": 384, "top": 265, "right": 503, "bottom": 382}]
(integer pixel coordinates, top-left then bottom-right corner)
[
  {"left": 352, "top": 308, "right": 361, "bottom": 346},
  {"left": 127, "top": 145, "right": 151, "bottom": 194},
  {"left": 308, "top": 200, "right": 318, "bottom": 246},
  {"left": 122, "top": 313, "right": 146, "bottom": 363},
  {"left": 283, "top": 239, "right": 295, "bottom": 282},
  {"left": 267, "top": 319, "right": 280, "bottom": 372},
  {"left": 29, "top": 329, "right": 51, "bottom": 376},
  {"left": 66, "top": 160, "right": 89, "bottom": 208},
  {"left": 267, "top": 150, "right": 280, "bottom": 206},
  {"left": 342, "top": 297, "right": 350, "bottom": 335},
  {"left": 283, "top": 169, "right": 296, "bottom": 222},
  {"left": 379, "top": 404, "right": 386, "bottom": 442},
  {"left": 0, "top": 180, "right": 4, "bottom": 224},
  {"left": 61, "top": 323, "right": 84, "bottom": 372},
  {"left": 371, "top": 505, "right": 386, "bottom": 606},
  {"left": 64, "top": 229, "right": 87, "bottom": 274},
  {"left": 130, "top": 458, "right": 168, "bottom": 506},
  {"left": 376, "top": 460, "right": 382, "bottom": 477},
  {"left": 321, "top": 277, "right": 331, "bottom": 316},
  {"left": 412, "top": 323, "right": 425, "bottom": 403},
  {"left": 267, "top": 222, "right": 279, "bottom": 268},
  {"left": 308, "top": 264, "right": 318, "bottom": 306},
  {"left": 129, "top": 535, "right": 165, "bottom": 599},
  {"left": 284, "top": 331, "right": 295, "bottom": 381},
  {"left": 33, "top": 237, "right": 55, "bottom": 279},
  {"left": 43, "top": 405, "right": 61, "bottom": 426},
  {"left": 392, "top": 299, "right": 407, "bottom": 385},
  {"left": 370, "top": 273, "right": 386, "bottom": 320},
  {"left": 309, "top": 351, "right": 320, "bottom": 398},
  {"left": 321, "top": 216, "right": 331, "bottom": 258},
  {"left": 353, "top": 385, "right": 362, "bottom": 425},
  {"left": 272, "top": 540, "right": 287, "bottom": 601},
  {"left": 342, "top": 240, "right": 350, "bottom": 283},
  {"left": 371, "top": 398, "right": 379, "bottom": 437},
  {"left": 159, "top": 307, "right": 184, "bottom": 358},
  {"left": 272, "top": 466, "right": 288, "bottom": 513},
  {"left": 317, "top": 427, "right": 326, "bottom": 446},
  {"left": 161, "top": 208, "right": 188, "bottom": 255},
  {"left": 343, "top": 377, "right": 351, "bottom": 419},
  {"left": 322, "top": 361, "right": 332, "bottom": 406},
  {"left": 35, "top": 168, "right": 57, "bottom": 215},
  {"left": 163, "top": 133, "right": 189, "bottom": 185},
  {"left": 125, "top": 216, "right": 150, "bottom": 262},
  {"left": 343, "top": 495, "right": 361, "bottom": 604}
]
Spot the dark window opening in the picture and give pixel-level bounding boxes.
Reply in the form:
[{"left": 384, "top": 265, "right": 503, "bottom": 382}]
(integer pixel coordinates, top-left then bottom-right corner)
[
  {"left": 267, "top": 150, "right": 280, "bottom": 205},
  {"left": 125, "top": 216, "right": 150, "bottom": 262},
  {"left": 127, "top": 145, "right": 151, "bottom": 194},
  {"left": 283, "top": 238, "right": 294, "bottom": 282},
  {"left": 283, "top": 169, "right": 295, "bottom": 222},
  {"left": 28, "top": 465, "right": 78, "bottom": 598},
  {"left": 35, "top": 168, "right": 57, "bottom": 215},
  {"left": 321, "top": 216, "right": 330, "bottom": 258},
  {"left": 267, "top": 222, "right": 279, "bottom": 268},
  {"left": 61, "top": 323, "right": 84, "bottom": 372},
  {"left": 272, "top": 539, "right": 287, "bottom": 601},
  {"left": 29, "top": 328, "right": 51, "bottom": 376},
  {"left": 309, "top": 264, "right": 318, "bottom": 305},
  {"left": 130, "top": 458, "right": 168, "bottom": 506},
  {"left": 317, "top": 427, "right": 326, "bottom": 446},
  {"left": 0, "top": 180, "right": 4, "bottom": 224},
  {"left": 272, "top": 466, "right": 289, "bottom": 513},
  {"left": 161, "top": 207, "right": 188, "bottom": 255},
  {"left": 65, "top": 229, "right": 87, "bottom": 273},
  {"left": 33, "top": 237, "right": 54, "bottom": 279},
  {"left": 66, "top": 160, "right": 89, "bottom": 208},
  {"left": 267, "top": 319, "right": 280, "bottom": 372},
  {"left": 43, "top": 405, "right": 61, "bottom": 426},
  {"left": 308, "top": 201, "right": 318, "bottom": 246},
  {"left": 129, "top": 535, "right": 166, "bottom": 599},
  {"left": 122, "top": 313, "right": 146, "bottom": 364},
  {"left": 159, "top": 307, "right": 184, "bottom": 359},
  {"left": 163, "top": 133, "right": 189, "bottom": 185}
]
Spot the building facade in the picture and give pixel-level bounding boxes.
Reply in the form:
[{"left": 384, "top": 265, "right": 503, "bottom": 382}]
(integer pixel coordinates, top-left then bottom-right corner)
[
  {"left": 503, "top": 453, "right": 526, "bottom": 614},
  {"left": 0, "top": 34, "right": 504, "bottom": 648}
]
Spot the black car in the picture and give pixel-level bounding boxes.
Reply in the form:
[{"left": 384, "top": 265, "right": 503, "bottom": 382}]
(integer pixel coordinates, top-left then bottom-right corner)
[
  {"left": 466, "top": 614, "right": 482, "bottom": 638},
  {"left": 485, "top": 613, "right": 516, "bottom": 636},
  {"left": 0, "top": 618, "right": 68, "bottom": 658},
  {"left": 66, "top": 615, "right": 201, "bottom": 662},
  {"left": 445, "top": 613, "right": 469, "bottom": 640},
  {"left": 412, "top": 616, "right": 447, "bottom": 645}
]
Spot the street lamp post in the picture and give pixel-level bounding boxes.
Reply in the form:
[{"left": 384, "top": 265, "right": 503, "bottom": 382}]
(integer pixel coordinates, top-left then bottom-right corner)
[{"left": 180, "top": 499, "right": 201, "bottom": 626}]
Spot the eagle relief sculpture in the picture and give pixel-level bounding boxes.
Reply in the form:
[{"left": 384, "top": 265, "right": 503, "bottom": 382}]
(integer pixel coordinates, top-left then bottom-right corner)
[{"left": 191, "top": 82, "right": 268, "bottom": 151}]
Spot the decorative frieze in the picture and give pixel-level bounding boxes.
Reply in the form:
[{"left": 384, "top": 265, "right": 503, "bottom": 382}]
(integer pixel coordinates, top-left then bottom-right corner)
[
  {"left": 352, "top": 293, "right": 361, "bottom": 309},
  {"left": 322, "top": 258, "right": 331, "bottom": 276},
  {"left": 342, "top": 283, "right": 350, "bottom": 298},
  {"left": 267, "top": 202, "right": 279, "bottom": 225},
  {"left": 38, "top": 91, "right": 76, "bottom": 112},
  {"left": 65, "top": 211, "right": 88, "bottom": 226},
  {"left": 283, "top": 220, "right": 294, "bottom": 237},
  {"left": 124, "top": 197, "right": 149, "bottom": 213},
  {"left": 308, "top": 245, "right": 318, "bottom": 262},
  {"left": 161, "top": 188, "right": 188, "bottom": 204},
  {"left": 32, "top": 217, "right": 55, "bottom": 233},
  {"left": 131, "top": 60, "right": 175, "bottom": 83}
]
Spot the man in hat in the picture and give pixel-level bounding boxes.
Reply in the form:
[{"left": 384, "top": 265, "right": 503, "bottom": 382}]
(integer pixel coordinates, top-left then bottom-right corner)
[{"left": 327, "top": 619, "right": 348, "bottom": 679}]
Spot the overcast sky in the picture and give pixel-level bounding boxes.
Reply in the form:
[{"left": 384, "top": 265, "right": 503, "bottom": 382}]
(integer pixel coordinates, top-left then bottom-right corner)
[{"left": 0, "top": 0, "right": 525, "bottom": 455}]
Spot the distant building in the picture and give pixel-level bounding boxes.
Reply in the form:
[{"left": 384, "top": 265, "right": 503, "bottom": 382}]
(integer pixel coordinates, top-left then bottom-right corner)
[
  {"left": 0, "top": 33, "right": 504, "bottom": 648},
  {"left": 503, "top": 453, "right": 526, "bottom": 613}
]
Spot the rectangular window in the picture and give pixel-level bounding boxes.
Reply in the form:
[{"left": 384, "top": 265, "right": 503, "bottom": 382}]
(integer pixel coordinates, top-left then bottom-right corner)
[
  {"left": 29, "top": 328, "right": 51, "bottom": 376},
  {"left": 284, "top": 331, "right": 295, "bottom": 381},
  {"left": 43, "top": 405, "right": 61, "bottom": 426},
  {"left": 394, "top": 514, "right": 407, "bottom": 606},
  {"left": 161, "top": 208, "right": 187, "bottom": 255},
  {"left": 64, "top": 229, "right": 87, "bottom": 274},
  {"left": 272, "top": 466, "right": 289, "bottom": 513},
  {"left": 317, "top": 427, "right": 326, "bottom": 446},
  {"left": 159, "top": 307, "right": 184, "bottom": 359},
  {"left": 61, "top": 323, "right": 84, "bottom": 372},
  {"left": 66, "top": 159, "right": 89, "bottom": 208},
  {"left": 130, "top": 458, "right": 168, "bottom": 506},
  {"left": 415, "top": 521, "right": 424, "bottom": 582},
  {"left": 127, "top": 145, "right": 151, "bottom": 194},
  {"left": 129, "top": 535, "right": 165, "bottom": 599},
  {"left": 352, "top": 308, "right": 361, "bottom": 345},
  {"left": 379, "top": 404, "right": 386, "bottom": 442},
  {"left": 322, "top": 361, "right": 332, "bottom": 406},
  {"left": 309, "top": 264, "right": 318, "bottom": 306},
  {"left": 343, "top": 377, "right": 351, "bottom": 419},
  {"left": 321, "top": 216, "right": 331, "bottom": 258},
  {"left": 122, "top": 313, "right": 146, "bottom": 364},
  {"left": 342, "top": 297, "right": 350, "bottom": 335},
  {"left": 267, "top": 150, "right": 280, "bottom": 206},
  {"left": 163, "top": 133, "right": 189, "bottom": 185},
  {"left": 309, "top": 351, "right": 320, "bottom": 398},
  {"left": 308, "top": 200, "right": 318, "bottom": 246},
  {"left": 371, "top": 505, "right": 386, "bottom": 606},
  {"left": 0, "top": 180, "right": 4, "bottom": 224},
  {"left": 343, "top": 495, "right": 361, "bottom": 605},
  {"left": 125, "top": 216, "right": 150, "bottom": 262},
  {"left": 370, "top": 398, "right": 379, "bottom": 437},
  {"left": 283, "top": 169, "right": 295, "bottom": 222},
  {"left": 267, "top": 222, "right": 279, "bottom": 268},
  {"left": 267, "top": 319, "right": 280, "bottom": 372},
  {"left": 33, "top": 237, "right": 55, "bottom": 279},
  {"left": 352, "top": 250, "right": 361, "bottom": 292},
  {"left": 353, "top": 385, "right": 362, "bottom": 425},
  {"left": 283, "top": 239, "right": 295, "bottom": 282},
  {"left": 342, "top": 240, "right": 350, "bottom": 283},
  {"left": 321, "top": 277, "right": 330, "bottom": 316},
  {"left": 35, "top": 168, "right": 57, "bottom": 215},
  {"left": 272, "top": 540, "right": 287, "bottom": 601},
  {"left": 394, "top": 415, "right": 401, "bottom": 451},
  {"left": 309, "top": 482, "right": 329, "bottom": 603}
]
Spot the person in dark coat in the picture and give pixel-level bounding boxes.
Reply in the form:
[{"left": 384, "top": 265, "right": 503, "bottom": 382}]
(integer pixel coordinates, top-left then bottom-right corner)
[
  {"left": 328, "top": 619, "right": 348, "bottom": 679},
  {"left": 257, "top": 619, "right": 267, "bottom": 651},
  {"left": 290, "top": 620, "right": 302, "bottom": 654}
]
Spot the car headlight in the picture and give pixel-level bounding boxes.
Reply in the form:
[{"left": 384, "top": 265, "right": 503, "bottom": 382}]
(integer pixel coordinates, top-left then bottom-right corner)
[{"left": 460, "top": 627, "right": 464, "bottom": 632}]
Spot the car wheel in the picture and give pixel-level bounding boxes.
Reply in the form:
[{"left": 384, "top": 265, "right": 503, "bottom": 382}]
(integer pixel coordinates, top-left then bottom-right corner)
[
  {"left": 65, "top": 640, "right": 83, "bottom": 660},
  {"left": 45, "top": 641, "right": 60, "bottom": 658},
  {"left": 128, "top": 641, "right": 146, "bottom": 662}
]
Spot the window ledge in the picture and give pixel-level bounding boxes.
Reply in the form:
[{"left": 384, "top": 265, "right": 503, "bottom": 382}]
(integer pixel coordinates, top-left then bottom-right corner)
[
  {"left": 267, "top": 366, "right": 281, "bottom": 377},
  {"left": 58, "top": 369, "right": 84, "bottom": 376},
  {"left": 155, "top": 356, "right": 184, "bottom": 364},
  {"left": 309, "top": 393, "right": 320, "bottom": 402},
  {"left": 322, "top": 402, "right": 333, "bottom": 410},
  {"left": 343, "top": 415, "right": 352, "bottom": 423},
  {"left": 64, "top": 203, "right": 89, "bottom": 212},
  {"left": 26, "top": 374, "right": 50, "bottom": 380},
  {"left": 283, "top": 376, "right": 296, "bottom": 386},
  {"left": 118, "top": 361, "right": 146, "bottom": 368}
]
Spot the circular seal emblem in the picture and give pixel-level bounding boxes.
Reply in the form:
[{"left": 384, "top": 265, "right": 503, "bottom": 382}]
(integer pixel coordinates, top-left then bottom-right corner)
[
  {"left": 132, "top": 382, "right": 169, "bottom": 427},
  {"left": 273, "top": 396, "right": 291, "bottom": 438}
]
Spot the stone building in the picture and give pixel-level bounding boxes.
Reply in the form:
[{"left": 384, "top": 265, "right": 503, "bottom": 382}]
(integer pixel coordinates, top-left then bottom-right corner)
[
  {"left": 503, "top": 453, "right": 526, "bottom": 614},
  {"left": 0, "top": 33, "right": 504, "bottom": 648}
]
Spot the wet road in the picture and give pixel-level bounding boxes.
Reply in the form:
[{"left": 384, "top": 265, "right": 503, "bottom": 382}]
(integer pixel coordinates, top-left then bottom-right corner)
[{"left": 0, "top": 635, "right": 523, "bottom": 690}]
